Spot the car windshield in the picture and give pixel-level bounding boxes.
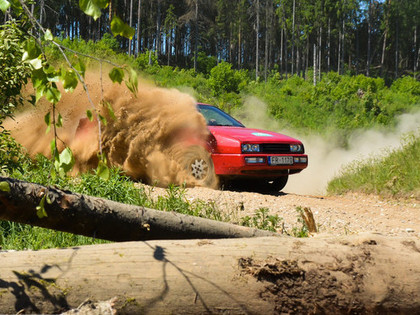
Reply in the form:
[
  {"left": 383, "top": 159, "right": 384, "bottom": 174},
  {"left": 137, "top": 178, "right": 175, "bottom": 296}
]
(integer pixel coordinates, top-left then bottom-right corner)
[{"left": 197, "top": 104, "right": 244, "bottom": 127}]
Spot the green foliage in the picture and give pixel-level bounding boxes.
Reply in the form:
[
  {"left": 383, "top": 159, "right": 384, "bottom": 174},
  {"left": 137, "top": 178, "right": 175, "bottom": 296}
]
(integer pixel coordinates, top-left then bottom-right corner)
[
  {"left": 196, "top": 52, "right": 217, "bottom": 76},
  {"left": 0, "top": 21, "right": 32, "bottom": 123},
  {"left": 0, "top": 130, "right": 30, "bottom": 175},
  {"left": 241, "top": 208, "right": 282, "bottom": 232},
  {"left": 327, "top": 132, "right": 420, "bottom": 199},
  {"left": 208, "top": 61, "right": 248, "bottom": 96},
  {"left": 135, "top": 50, "right": 158, "bottom": 70},
  {"left": 79, "top": 0, "right": 109, "bottom": 21},
  {"left": 110, "top": 16, "right": 135, "bottom": 39}
]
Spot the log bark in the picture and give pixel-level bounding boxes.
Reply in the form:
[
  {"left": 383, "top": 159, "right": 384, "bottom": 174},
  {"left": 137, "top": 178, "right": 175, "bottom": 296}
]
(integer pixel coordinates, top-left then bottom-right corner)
[
  {"left": 0, "top": 176, "right": 274, "bottom": 241},
  {"left": 0, "top": 234, "right": 420, "bottom": 314}
]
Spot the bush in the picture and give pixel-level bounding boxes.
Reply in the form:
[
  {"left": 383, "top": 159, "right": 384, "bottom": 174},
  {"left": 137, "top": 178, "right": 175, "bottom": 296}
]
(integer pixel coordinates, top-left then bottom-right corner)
[
  {"left": 0, "top": 21, "right": 32, "bottom": 124},
  {"left": 135, "top": 50, "right": 159, "bottom": 70},
  {"left": 196, "top": 52, "right": 217, "bottom": 76},
  {"left": 208, "top": 61, "right": 247, "bottom": 96}
]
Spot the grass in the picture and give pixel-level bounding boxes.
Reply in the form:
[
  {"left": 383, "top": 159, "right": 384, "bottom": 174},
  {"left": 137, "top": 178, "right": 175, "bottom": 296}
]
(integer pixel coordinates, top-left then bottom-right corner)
[{"left": 327, "top": 132, "right": 420, "bottom": 199}]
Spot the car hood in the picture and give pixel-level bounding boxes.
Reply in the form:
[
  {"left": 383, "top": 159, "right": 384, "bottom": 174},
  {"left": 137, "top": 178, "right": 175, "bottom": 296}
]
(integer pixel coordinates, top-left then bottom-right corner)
[{"left": 208, "top": 126, "right": 301, "bottom": 143}]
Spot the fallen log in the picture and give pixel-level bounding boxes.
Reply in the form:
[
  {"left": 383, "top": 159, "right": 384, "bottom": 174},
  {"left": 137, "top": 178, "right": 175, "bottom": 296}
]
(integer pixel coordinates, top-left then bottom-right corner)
[
  {"left": 0, "top": 234, "right": 419, "bottom": 314},
  {"left": 0, "top": 176, "right": 274, "bottom": 241}
]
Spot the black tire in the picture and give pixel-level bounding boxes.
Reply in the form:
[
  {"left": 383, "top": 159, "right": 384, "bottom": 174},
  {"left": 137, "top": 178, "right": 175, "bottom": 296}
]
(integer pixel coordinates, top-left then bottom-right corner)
[
  {"left": 182, "top": 146, "right": 218, "bottom": 188},
  {"left": 253, "top": 176, "right": 288, "bottom": 193},
  {"left": 267, "top": 175, "right": 289, "bottom": 192}
]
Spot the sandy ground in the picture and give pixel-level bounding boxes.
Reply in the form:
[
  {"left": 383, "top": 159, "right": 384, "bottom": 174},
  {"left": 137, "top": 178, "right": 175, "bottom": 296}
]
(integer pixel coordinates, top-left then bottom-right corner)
[{"left": 140, "top": 184, "right": 420, "bottom": 238}]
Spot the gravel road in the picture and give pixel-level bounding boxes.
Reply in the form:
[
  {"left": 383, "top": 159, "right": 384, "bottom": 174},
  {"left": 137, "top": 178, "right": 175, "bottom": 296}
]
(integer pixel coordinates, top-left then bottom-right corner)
[{"left": 143, "top": 185, "right": 420, "bottom": 238}]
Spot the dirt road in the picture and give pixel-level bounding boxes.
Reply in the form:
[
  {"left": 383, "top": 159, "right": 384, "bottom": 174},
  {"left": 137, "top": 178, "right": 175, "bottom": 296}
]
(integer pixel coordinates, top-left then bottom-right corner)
[{"left": 144, "top": 185, "right": 420, "bottom": 237}]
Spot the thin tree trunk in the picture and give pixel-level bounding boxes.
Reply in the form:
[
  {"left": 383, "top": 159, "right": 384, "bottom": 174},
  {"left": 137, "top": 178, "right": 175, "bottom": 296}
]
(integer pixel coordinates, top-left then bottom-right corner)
[
  {"left": 128, "top": 0, "right": 133, "bottom": 55},
  {"left": 156, "top": 0, "right": 161, "bottom": 58},
  {"left": 1, "top": 235, "right": 420, "bottom": 314},
  {"left": 193, "top": 0, "right": 198, "bottom": 72},
  {"left": 341, "top": 18, "right": 345, "bottom": 74},
  {"left": 0, "top": 177, "right": 274, "bottom": 242},
  {"left": 318, "top": 26, "right": 322, "bottom": 81},
  {"left": 367, "top": 0, "right": 372, "bottom": 77},
  {"left": 280, "top": 27, "right": 283, "bottom": 77},
  {"left": 327, "top": 17, "right": 331, "bottom": 72},
  {"left": 255, "top": 0, "right": 260, "bottom": 80},
  {"left": 395, "top": 15, "right": 399, "bottom": 78},
  {"left": 313, "top": 43, "right": 317, "bottom": 86},
  {"left": 414, "top": 26, "right": 417, "bottom": 76},
  {"left": 291, "top": 0, "right": 295, "bottom": 75},
  {"left": 338, "top": 27, "right": 341, "bottom": 74},
  {"left": 238, "top": 14, "right": 242, "bottom": 69},
  {"left": 136, "top": 0, "right": 141, "bottom": 55}
]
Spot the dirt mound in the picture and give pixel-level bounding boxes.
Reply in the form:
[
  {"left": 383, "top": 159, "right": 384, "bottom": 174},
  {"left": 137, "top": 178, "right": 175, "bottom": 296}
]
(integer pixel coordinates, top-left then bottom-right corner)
[{"left": 6, "top": 70, "right": 213, "bottom": 187}]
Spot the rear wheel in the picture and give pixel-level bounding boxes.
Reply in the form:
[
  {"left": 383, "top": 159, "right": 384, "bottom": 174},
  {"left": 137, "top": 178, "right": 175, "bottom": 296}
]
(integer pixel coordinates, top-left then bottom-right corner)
[{"left": 182, "top": 146, "right": 218, "bottom": 188}]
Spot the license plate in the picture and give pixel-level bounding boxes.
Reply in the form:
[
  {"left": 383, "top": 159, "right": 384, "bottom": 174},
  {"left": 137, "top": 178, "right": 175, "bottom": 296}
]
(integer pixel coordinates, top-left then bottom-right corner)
[{"left": 269, "top": 156, "right": 293, "bottom": 165}]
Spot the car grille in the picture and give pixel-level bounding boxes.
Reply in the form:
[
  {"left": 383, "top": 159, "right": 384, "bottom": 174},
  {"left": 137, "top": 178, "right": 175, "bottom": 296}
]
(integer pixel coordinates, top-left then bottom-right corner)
[{"left": 259, "top": 143, "right": 291, "bottom": 154}]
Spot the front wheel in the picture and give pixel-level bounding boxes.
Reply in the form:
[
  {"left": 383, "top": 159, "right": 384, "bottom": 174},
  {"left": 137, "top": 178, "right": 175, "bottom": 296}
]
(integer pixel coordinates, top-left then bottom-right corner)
[
  {"left": 182, "top": 146, "right": 218, "bottom": 188},
  {"left": 255, "top": 176, "right": 289, "bottom": 193},
  {"left": 267, "top": 176, "right": 289, "bottom": 192}
]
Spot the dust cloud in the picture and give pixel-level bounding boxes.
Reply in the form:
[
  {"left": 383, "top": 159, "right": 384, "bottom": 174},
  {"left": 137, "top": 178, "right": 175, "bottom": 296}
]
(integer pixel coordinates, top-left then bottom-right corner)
[
  {"left": 234, "top": 96, "right": 420, "bottom": 195},
  {"left": 5, "top": 70, "right": 211, "bottom": 187}
]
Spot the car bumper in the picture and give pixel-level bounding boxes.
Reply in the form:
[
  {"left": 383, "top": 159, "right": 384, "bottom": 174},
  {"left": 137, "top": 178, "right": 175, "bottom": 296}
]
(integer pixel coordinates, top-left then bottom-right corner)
[{"left": 211, "top": 153, "right": 308, "bottom": 177}]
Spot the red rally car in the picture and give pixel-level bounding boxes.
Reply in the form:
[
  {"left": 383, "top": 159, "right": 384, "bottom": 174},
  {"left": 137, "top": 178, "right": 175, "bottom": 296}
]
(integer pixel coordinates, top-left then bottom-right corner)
[{"left": 185, "top": 103, "right": 308, "bottom": 192}]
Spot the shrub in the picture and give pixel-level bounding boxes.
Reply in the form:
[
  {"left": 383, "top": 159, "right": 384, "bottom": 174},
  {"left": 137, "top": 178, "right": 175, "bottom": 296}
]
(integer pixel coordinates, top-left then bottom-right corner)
[
  {"left": 0, "top": 21, "right": 32, "bottom": 124},
  {"left": 209, "top": 61, "right": 244, "bottom": 96}
]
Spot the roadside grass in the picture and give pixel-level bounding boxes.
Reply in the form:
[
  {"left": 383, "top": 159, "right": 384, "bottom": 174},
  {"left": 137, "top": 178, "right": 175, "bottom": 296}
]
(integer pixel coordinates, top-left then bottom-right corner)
[{"left": 327, "top": 132, "right": 420, "bottom": 199}]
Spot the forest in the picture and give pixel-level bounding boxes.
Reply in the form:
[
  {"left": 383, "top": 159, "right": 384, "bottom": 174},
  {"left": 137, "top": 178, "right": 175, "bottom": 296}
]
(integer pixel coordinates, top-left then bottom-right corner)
[{"left": 1, "top": 0, "right": 419, "bottom": 82}]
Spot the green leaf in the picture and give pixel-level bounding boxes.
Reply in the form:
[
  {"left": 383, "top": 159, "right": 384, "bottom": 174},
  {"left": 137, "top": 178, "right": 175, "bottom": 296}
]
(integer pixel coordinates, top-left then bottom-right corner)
[
  {"left": 61, "top": 69, "right": 78, "bottom": 92},
  {"left": 56, "top": 114, "right": 63, "bottom": 127},
  {"left": 60, "top": 147, "right": 74, "bottom": 169},
  {"left": 29, "top": 58, "right": 43, "bottom": 70},
  {"left": 54, "top": 147, "right": 75, "bottom": 177},
  {"left": 44, "top": 112, "right": 51, "bottom": 133},
  {"left": 0, "top": 0, "right": 11, "bottom": 13},
  {"left": 75, "top": 59, "right": 86, "bottom": 78},
  {"left": 23, "top": 38, "right": 41, "bottom": 60},
  {"left": 0, "top": 181, "right": 11, "bottom": 192},
  {"left": 79, "top": 0, "right": 109, "bottom": 20},
  {"left": 96, "top": 160, "right": 110, "bottom": 180},
  {"left": 50, "top": 139, "right": 59, "bottom": 161},
  {"left": 125, "top": 68, "right": 138, "bottom": 94},
  {"left": 109, "top": 67, "right": 124, "bottom": 84},
  {"left": 105, "top": 101, "right": 116, "bottom": 120},
  {"left": 98, "top": 114, "right": 107, "bottom": 126},
  {"left": 36, "top": 195, "right": 48, "bottom": 218},
  {"left": 111, "top": 16, "right": 135, "bottom": 39},
  {"left": 45, "top": 84, "right": 61, "bottom": 104},
  {"left": 44, "top": 29, "right": 53, "bottom": 41},
  {"left": 86, "top": 109, "right": 93, "bottom": 121},
  {"left": 32, "top": 68, "right": 47, "bottom": 89}
]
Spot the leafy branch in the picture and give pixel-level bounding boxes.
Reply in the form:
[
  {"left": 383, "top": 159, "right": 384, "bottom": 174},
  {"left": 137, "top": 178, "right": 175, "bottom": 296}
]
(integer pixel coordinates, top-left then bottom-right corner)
[{"left": 1, "top": 0, "right": 137, "bottom": 180}]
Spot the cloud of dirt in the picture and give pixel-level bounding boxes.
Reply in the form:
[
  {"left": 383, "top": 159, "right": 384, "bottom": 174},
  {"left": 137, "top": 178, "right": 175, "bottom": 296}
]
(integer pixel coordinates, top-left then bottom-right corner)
[
  {"left": 5, "top": 70, "right": 213, "bottom": 187},
  {"left": 235, "top": 96, "right": 420, "bottom": 195}
]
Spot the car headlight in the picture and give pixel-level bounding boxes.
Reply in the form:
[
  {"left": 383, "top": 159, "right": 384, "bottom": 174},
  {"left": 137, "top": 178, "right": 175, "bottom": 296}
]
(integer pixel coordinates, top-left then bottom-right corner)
[
  {"left": 242, "top": 144, "right": 260, "bottom": 153},
  {"left": 290, "top": 144, "right": 303, "bottom": 153}
]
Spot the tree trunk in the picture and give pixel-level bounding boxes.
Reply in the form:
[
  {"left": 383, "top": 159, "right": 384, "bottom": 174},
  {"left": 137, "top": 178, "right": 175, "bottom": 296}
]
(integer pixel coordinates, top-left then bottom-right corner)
[
  {"left": 0, "top": 177, "right": 274, "bottom": 242},
  {"left": 128, "top": 0, "right": 133, "bottom": 56},
  {"left": 291, "top": 0, "right": 295, "bottom": 75},
  {"left": 255, "top": 0, "right": 259, "bottom": 80},
  {"left": 1, "top": 234, "right": 420, "bottom": 314},
  {"left": 367, "top": 0, "right": 372, "bottom": 77}
]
